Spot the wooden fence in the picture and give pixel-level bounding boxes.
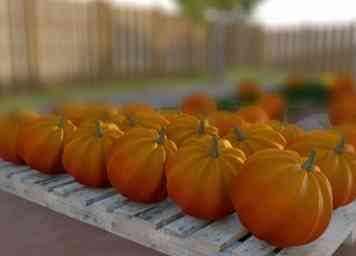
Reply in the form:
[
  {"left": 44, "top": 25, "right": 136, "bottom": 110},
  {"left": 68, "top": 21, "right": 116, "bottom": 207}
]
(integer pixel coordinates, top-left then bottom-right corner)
[{"left": 0, "top": 0, "right": 355, "bottom": 93}]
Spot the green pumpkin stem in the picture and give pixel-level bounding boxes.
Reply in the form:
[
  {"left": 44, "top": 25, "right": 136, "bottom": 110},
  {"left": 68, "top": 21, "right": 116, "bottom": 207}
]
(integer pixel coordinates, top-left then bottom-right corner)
[
  {"left": 210, "top": 135, "right": 220, "bottom": 158},
  {"left": 58, "top": 116, "right": 65, "bottom": 129},
  {"left": 302, "top": 150, "right": 316, "bottom": 172},
  {"left": 197, "top": 120, "right": 206, "bottom": 135},
  {"left": 234, "top": 127, "right": 246, "bottom": 141},
  {"left": 156, "top": 128, "right": 166, "bottom": 145},
  {"left": 95, "top": 120, "right": 103, "bottom": 138},
  {"left": 335, "top": 137, "right": 346, "bottom": 154}
]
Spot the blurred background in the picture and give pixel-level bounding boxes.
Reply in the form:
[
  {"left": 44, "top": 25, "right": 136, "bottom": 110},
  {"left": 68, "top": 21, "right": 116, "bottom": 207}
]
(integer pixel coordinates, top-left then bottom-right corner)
[{"left": 1, "top": 0, "right": 356, "bottom": 116}]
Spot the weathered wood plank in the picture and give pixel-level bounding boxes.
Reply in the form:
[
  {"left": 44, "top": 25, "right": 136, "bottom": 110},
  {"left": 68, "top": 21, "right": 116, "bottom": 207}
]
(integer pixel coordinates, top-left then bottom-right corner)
[
  {"left": 232, "top": 236, "right": 276, "bottom": 256},
  {"left": 277, "top": 202, "right": 356, "bottom": 256},
  {"left": 190, "top": 214, "right": 248, "bottom": 253},
  {"left": 51, "top": 182, "right": 85, "bottom": 197},
  {"left": 135, "top": 200, "right": 184, "bottom": 229},
  {"left": 0, "top": 165, "right": 31, "bottom": 179},
  {"left": 163, "top": 215, "right": 210, "bottom": 238},
  {"left": 65, "top": 187, "right": 117, "bottom": 207},
  {"left": 114, "top": 200, "right": 158, "bottom": 217}
]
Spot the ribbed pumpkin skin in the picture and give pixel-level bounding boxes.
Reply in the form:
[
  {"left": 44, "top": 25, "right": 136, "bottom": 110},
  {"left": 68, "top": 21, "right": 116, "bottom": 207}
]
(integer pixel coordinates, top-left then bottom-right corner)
[
  {"left": 166, "top": 115, "right": 218, "bottom": 147},
  {"left": 334, "top": 124, "right": 356, "bottom": 149},
  {"left": 314, "top": 140, "right": 356, "bottom": 209},
  {"left": 208, "top": 111, "right": 248, "bottom": 137},
  {"left": 107, "top": 128, "right": 177, "bottom": 203},
  {"left": 19, "top": 116, "right": 76, "bottom": 175},
  {"left": 63, "top": 120, "right": 123, "bottom": 188},
  {"left": 120, "top": 111, "right": 170, "bottom": 132},
  {"left": 287, "top": 130, "right": 341, "bottom": 157},
  {"left": 166, "top": 136, "right": 246, "bottom": 220},
  {"left": 159, "top": 109, "right": 182, "bottom": 124},
  {"left": 224, "top": 125, "right": 286, "bottom": 157},
  {"left": 0, "top": 110, "right": 40, "bottom": 164},
  {"left": 123, "top": 103, "right": 155, "bottom": 116},
  {"left": 267, "top": 120, "right": 305, "bottom": 145},
  {"left": 231, "top": 149, "right": 333, "bottom": 247},
  {"left": 237, "top": 106, "right": 269, "bottom": 123},
  {"left": 181, "top": 92, "right": 217, "bottom": 118}
]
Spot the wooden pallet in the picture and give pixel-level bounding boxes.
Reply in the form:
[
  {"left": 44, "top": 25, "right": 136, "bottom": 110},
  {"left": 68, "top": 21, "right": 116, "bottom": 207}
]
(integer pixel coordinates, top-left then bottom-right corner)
[{"left": 0, "top": 159, "right": 356, "bottom": 256}]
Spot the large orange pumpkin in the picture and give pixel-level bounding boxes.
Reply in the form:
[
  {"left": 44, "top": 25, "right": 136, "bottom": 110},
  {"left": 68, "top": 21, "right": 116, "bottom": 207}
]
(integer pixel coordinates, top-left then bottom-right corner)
[
  {"left": 208, "top": 111, "right": 248, "bottom": 137},
  {"left": 333, "top": 123, "right": 356, "bottom": 149},
  {"left": 328, "top": 94, "right": 356, "bottom": 125},
  {"left": 231, "top": 149, "right": 333, "bottom": 247},
  {"left": 224, "top": 125, "right": 286, "bottom": 157},
  {"left": 119, "top": 111, "right": 170, "bottom": 132},
  {"left": 180, "top": 92, "right": 217, "bottom": 118},
  {"left": 63, "top": 120, "right": 123, "bottom": 187},
  {"left": 166, "top": 115, "right": 218, "bottom": 147},
  {"left": 267, "top": 120, "right": 304, "bottom": 145},
  {"left": 107, "top": 128, "right": 177, "bottom": 203},
  {"left": 0, "top": 110, "right": 40, "bottom": 164},
  {"left": 258, "top": 93, "right": 286, "bottom": 120},
  {"left": 166, "top": 136, "right": 246, "bottom": 220},
  {"left": 19, "top": 116, "right": 76, "bottom": 175},
  {"left": 237, "top": 105, "right": 269, "bottom": 123},
  {"left": 314, "top": 137, "right": 356, "bottom": 208}
]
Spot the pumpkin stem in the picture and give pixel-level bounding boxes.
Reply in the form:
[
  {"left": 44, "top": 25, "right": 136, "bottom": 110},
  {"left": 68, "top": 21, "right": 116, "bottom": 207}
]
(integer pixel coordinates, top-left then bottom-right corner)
[
  {"left": 58, "top": 116, "right": 65, "bottom": 128},
  {"left": 234, "top": 127, "right": 246, "bottom": 141},
  {"left": 302, "top": 150, "right": 316, "bottom": 172},
  {"left": 197, "top": 120, "right": 206, "bottom": 135},
  {"left": 335, "top": 137, "right": 346, "bottom": 154},
  {"left": 95, "top": 120, "right": 103, "bottom": 138},
  {"left": 127, "top": 116, "right": 136, "bottom": 127},
  {"left": 156, "top": 128, "right": 166, "bottom": 145},
  {"left": 210, "top": 135, "right": 220, "bottom": 158}
]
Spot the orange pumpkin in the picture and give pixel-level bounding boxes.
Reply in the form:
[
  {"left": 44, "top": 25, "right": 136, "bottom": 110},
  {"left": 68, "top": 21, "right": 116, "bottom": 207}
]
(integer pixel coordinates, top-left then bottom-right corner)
[
  {"left": 166, "top": 136, "right": 246, "bottom": 220},
  {"left": 258, "top": 93, "right": 286, "bottom": 120},
  {"left": 287, "top": 130, "right": 341, "bottom": 157},
  {"left": 267, "top": 120, "right": 304, "bottom": 145},
  {"left": 159, "top": 108, "right": 182, "bottom": 123},
  {"left": 107, "top": 128, "right": 177, "bottom": 203},
  {"left": 120, "top": 111, "right": 170, "bottom": 132},
  {"left": 330, "top": 75, "right": 355, "bottom": 100},
  {"left": 208, "top": 111, "right": 248, "bottom": 137},
  {"left": 237, "top": 79, "right": 263, "bottom": 101},
  {"left": 224, "top": 125, "right": 286, "bottom": 157},
  {"left": 0, "top": 110, "right": 40, "bottom": 164},
  {"left": 123, "top": 102, "right": 155, "bottom": 116},
  {"left": 63, "top": 120, "right": 123, "bottom": 187},
  {"left": 314, "top": 137, "right": 356, "bottom": 208},
  {"left": 333, "top": 123, "right": 356, "bottom": 149},
  {"left": 19, "top": 116, "right": 76, "bottom": 175},
  {"left": 328, "top": 94, "right": 356, "bottom": 125},
  {"left": 180, "top": 92, "right": 217, "bottom": 118},
  {"left": 231, "top": 149, "right": 333, "bottom": 247},
  {"left": 237, "top": 105, "right": 269, "bottom": 123},
  {"left": 166, "top": 115, "right": 218, "bottom": 147}
]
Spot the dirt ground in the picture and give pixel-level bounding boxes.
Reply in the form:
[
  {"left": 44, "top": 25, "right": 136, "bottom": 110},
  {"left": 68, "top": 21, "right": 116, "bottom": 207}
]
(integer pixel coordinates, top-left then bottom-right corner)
[{"left": 0, "top": 190, "right": 355, "bottom": 256}]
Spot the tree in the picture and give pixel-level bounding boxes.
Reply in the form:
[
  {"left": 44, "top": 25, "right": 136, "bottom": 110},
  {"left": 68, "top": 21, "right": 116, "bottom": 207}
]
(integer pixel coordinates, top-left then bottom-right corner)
[{"left": 175, "top": 0, "right": 262, "bottom": 85}]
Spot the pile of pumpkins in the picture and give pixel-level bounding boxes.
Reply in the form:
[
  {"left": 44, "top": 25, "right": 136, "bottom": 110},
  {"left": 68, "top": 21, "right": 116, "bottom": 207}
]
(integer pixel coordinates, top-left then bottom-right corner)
[{"left": 0, "top": 91, "right": 356, "bottom": 249}]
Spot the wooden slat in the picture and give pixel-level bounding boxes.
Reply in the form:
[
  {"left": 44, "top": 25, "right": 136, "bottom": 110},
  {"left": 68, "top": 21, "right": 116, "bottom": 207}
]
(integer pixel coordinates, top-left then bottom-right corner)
[
  {"left": 190, "top": 214, "right": 248, "bottom": 253},
  {"left": 163, "top": 215, "right": 210, "bottom": 238},
  {"left": 0, "top": 165, "right": 31, "bottom": 179},
  {"left": 135, "top": 200, "right": 183, "bottom": 229},
  {"left": 232, "top": 237, "right": 276, "bottom": 256},
  {"left": 277, "top": 202, "right": 356, "bottom": 256},
  {"left": 90, "top": 193, "right": 128, "bottom": 213},
  {"left": 113, "top": 200, "right": 158, "bottom": 217},
  {"left": 52, "top": 182, "right": 84, "bottom": 196},
  {"left": 65, "top": 187, "right": 116, "bottom": 207}
]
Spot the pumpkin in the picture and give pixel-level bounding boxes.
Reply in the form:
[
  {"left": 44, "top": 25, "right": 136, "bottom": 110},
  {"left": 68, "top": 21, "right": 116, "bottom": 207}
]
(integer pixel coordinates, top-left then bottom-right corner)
[
  {"left": 328, "top": 94, "right": 356, "bottom": 125},
  {"left": 287, "top": 130, "right": 341, "bottom": 157},
  {"left": 230, "top": 149, "right": 333, "bottom": 247},
  {"left": 330, "top": 75, "right": 354, "bottom": 100},
  {"left": 159, "top": 108, "right": 182, "bottom": 123},
  {"left": 120, "top": 111, "right": 170, "bottom": 132},
  {"left": 166, "top": 115, "right": 218, "bottom": 147},
  {"left": 314, "top": 137, "right": 356, "bottom": 208},
  {"left": 107, "top": 128, "right": 177, "bottom": 203},
  {"left": 333, "top": 123, "right": 356, "bottom": 149},
  {"left": 258, "top": 93, "right": 286, "bottom": 120},
  {"left": 166, "top": 136, "right": 246, "bottom": 220},
  {"left": 0, "top": 110, "right": 40, "bottom": 164},
  {"left": 19, "top": 116, "right": 76, "bottom": 175},
  {"left": 208, "top": 111, "right": 248, "bottom": 137},
  {"left": 63, "top": 120, "right": 123, "bottom": 187},
  {"left": 237, "top": 79, "right": 263, "bottom": 102},
  {"left": 180, "top": 92, "right": 217, "bottom": 118},
  {"left": 123, "top": 102, "right": 155, "bottom": 116},
  {"left": 285, "top": 73, "right": 305, "bottom": 89},
  {"left": 237, "top": 105, "right": 269, "bottom": 123},
  {"left": 267, "top": 120, "right": 304, "bottom": 145},
  {"left": 224, "top": 125, "right": 286, "bottom": 157}
]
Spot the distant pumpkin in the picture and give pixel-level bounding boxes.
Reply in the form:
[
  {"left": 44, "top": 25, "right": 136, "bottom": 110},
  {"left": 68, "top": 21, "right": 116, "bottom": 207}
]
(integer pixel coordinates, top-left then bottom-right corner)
[
  {"left": 267, "top": 120, "right": 304, "bottom": 145},
  {"left": 328, "top": 94, "right": 356, "bottom": 125},
  {"left": 237, "top": 105, "right": 269, "bottom": 123},
  {"left": 0, "top": 110, "right": 40, "bottom": 164},
  {"left": 181, "top": 92, "right": 217, "bottom": 118},
  {"left": 123, "top": 102, "right": 155, "bottom": 116},
  {"left": 258, "top": 93, "right": 286, "bottom": 120},
  {"left": 237, "top": 79, "right": 263, "bottom": 102},
  {"left": 208, "top": 111, "right": 248, "bottom": 137}
]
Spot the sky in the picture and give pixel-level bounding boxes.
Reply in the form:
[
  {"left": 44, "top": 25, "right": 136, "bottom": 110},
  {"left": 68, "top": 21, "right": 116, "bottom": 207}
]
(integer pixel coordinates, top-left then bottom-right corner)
[{"left": 112, "top": 0, "right": 356, "bottom": 26}]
